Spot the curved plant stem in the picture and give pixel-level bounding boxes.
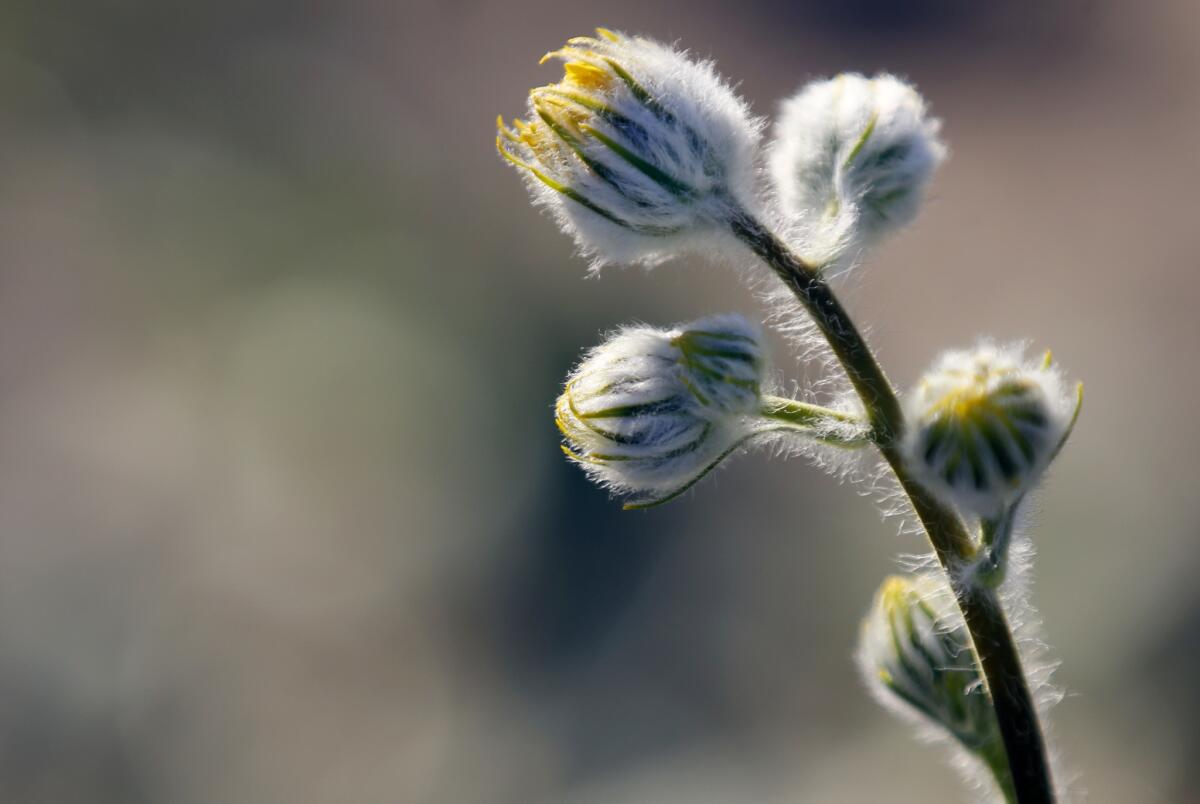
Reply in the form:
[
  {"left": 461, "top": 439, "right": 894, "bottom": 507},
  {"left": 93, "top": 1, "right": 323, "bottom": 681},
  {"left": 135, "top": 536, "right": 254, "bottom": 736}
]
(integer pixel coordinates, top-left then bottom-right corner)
[{"left": 729, "top": 208, "right": 1054, "bottom": 804}]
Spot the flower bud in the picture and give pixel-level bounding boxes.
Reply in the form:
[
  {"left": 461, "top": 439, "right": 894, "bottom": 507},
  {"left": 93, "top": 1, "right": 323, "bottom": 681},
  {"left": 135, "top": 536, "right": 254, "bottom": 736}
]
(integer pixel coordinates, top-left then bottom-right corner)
[
  {"left": 555, "top": 314, "right": 766, "bottom": 508},
  {"left": 769, "top": 73, "right": 945, "bottom": 265},
  {"left": 497, "top": 28, "right": 762, "bottom": 268},
  {"left": 858, "top": 575, "right": 1002, "bottom": 756},
  {"left": 903, "top": 343, "right": 1079, "bottom": 517}
]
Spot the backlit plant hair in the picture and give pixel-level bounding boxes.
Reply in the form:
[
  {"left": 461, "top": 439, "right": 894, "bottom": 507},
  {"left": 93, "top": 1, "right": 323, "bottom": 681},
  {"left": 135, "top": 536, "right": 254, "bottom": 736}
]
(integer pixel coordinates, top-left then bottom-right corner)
[{"left": 499, "top": 28, "right": 1082, "bottom": 804}]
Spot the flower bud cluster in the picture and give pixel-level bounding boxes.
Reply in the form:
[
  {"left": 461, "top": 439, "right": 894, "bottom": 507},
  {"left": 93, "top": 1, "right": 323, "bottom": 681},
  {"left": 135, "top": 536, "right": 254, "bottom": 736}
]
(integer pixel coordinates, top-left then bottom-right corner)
[
  {"left": 497, "top": 28, "right": 762, "bottom": 267},
  {"left": 501, "top": 31, "right": 1080, "bottom": 801}
]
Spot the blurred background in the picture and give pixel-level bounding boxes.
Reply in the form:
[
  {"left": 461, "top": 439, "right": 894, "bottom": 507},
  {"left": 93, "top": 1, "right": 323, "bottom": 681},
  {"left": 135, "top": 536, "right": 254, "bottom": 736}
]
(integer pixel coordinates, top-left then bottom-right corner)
[{"left": 0, "top": 1, "right": 1197, "bottom": 801}]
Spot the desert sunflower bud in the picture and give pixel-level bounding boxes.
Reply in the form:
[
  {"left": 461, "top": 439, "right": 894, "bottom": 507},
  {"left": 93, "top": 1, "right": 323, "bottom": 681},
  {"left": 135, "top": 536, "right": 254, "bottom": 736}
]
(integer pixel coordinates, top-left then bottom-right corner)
[
  {"left": 858, "top": 575, "right": 1008, "bottom": 787},
  {"left": 556, "top": 314, "right": 768, "bottom": 508},
  {"left": 769, "top": 73, "right": 945, "bottom": 265},
  {"left": 497, "top": 28, "right": 762, "bottom": 268},
  {"left": 903, "top": 343, "right": 1080, "bottom": 517}
]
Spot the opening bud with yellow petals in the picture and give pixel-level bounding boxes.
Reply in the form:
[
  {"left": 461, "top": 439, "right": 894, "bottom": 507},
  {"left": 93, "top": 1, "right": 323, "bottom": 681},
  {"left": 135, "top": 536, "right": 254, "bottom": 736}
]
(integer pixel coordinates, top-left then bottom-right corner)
[
  {"left": 769, "top": 73, "right": 946, "bottom": 268},
  {"left": 903, "top": 343, "right": 1081, "bottom": 518},
  {"left": 497, "top": 29, "right": 763, "bottom": 268}
]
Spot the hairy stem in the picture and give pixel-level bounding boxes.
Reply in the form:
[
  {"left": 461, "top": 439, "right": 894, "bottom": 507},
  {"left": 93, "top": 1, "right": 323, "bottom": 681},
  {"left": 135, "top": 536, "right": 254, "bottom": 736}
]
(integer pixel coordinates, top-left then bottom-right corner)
[
  {"left": 759, "top": 396, "right": 871, "bottom": 447},
  {"left": 729, "top": 209, "right": 1054, "bottom": 804},
  {"left": 760, "top": 395, "right": 863, "bottom": 427}
]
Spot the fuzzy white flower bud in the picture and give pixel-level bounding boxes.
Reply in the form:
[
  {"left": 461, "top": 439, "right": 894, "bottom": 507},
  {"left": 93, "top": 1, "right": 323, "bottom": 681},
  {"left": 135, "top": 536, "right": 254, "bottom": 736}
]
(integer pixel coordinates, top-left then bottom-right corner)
[
  {"left": 556, "top": 314, "right": 766, "bottom": 508},
  {"left": 903, "top": 343, "right": 1080, "bottom": 517},
  {"left": 769, "top": 73, "right": 945, "bottom": 265},
  {"left": 858, "top": 575, "right": 1003, "bottom": 761},
  {"left": 497, "top": 28, "right": 762, "bottom": 268}
]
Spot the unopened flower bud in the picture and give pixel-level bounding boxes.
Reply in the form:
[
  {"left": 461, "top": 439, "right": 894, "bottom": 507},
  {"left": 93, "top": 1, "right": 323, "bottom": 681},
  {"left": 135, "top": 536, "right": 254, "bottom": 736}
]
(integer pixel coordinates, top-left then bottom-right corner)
[
  {"left": 904, "top": 343, "right": 1079, "bottom": 517},
  {"left": 497, "top": 28, "right": 762, "bottom": 268},
  {"left": 769, "top": 73, "right": 945, "bottom": 265},
  {"left": 555, "top": 314, "right": 765, "bottom": 507},
  {"left": 858, "top": 575, "right": 1003, "bottom": 759}
]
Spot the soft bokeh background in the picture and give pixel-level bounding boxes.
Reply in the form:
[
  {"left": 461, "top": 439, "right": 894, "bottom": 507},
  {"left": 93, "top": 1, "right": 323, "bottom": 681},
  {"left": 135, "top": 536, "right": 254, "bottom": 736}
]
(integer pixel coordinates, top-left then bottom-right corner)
[{"left": 1, "top": 1, "right": 1197, "bottom": 801}]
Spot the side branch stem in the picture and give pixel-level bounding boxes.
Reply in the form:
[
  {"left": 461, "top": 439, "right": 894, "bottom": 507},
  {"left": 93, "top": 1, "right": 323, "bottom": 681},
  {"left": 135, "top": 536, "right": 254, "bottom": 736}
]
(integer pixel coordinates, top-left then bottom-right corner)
[{"left": 729, "top": 209, "right": 1054, "bottom": 804}]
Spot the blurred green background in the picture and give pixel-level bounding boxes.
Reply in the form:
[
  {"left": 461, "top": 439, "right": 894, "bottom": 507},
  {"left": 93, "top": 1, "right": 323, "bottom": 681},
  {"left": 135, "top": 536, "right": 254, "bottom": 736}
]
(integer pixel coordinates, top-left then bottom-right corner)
[{"left": 1, "top": 1, "right": 1197, "bottom": 801}]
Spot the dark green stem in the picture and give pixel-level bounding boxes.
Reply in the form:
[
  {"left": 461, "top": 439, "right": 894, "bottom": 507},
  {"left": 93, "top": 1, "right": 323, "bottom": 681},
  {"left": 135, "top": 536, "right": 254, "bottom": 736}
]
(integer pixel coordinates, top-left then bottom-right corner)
[
  {"left": 980, "top": 728, "right": 1020, "bottom": 804},
  {"left": 729, "top": 209, "right": 1055, "bottom": 804}
]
